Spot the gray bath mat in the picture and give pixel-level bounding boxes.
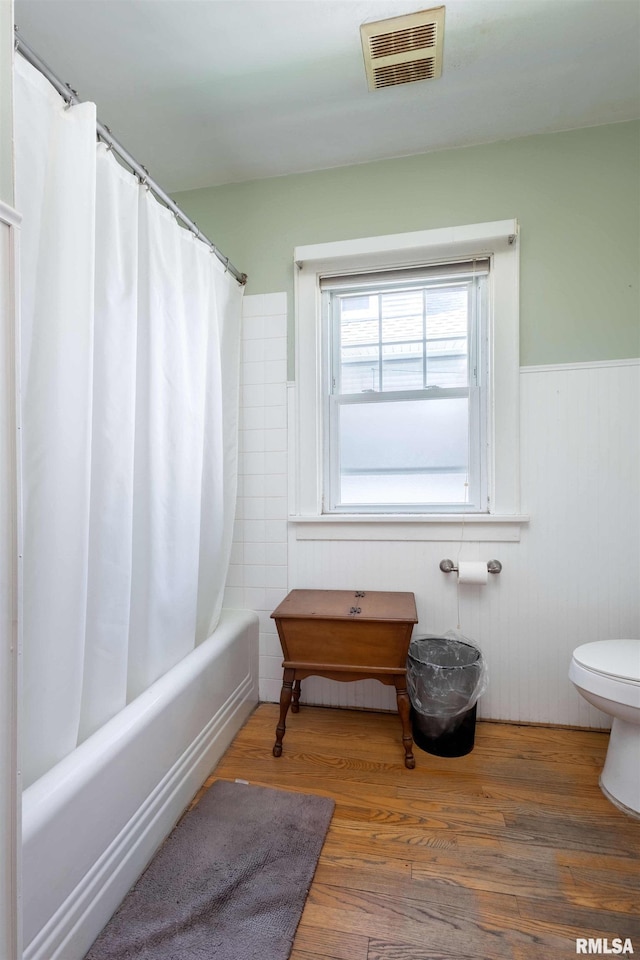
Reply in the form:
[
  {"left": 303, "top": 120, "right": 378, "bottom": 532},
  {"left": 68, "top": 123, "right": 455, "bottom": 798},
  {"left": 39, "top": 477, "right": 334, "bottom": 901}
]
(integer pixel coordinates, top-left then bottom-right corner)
[{"left": 84, "top": 779, "right": 335, "bottom": 960}]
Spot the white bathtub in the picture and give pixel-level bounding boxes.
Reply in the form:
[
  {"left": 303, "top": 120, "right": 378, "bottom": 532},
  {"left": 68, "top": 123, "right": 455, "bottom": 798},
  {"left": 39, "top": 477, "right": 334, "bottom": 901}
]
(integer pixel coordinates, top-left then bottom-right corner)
[{"left": 22, "top": 607, "right": 259, "bottom": 960}]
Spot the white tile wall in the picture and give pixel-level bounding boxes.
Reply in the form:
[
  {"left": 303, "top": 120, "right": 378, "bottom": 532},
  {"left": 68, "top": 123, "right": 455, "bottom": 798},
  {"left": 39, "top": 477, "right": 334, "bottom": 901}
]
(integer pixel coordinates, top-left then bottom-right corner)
[
  {"left": 227, "top": 295, "right": 640, "bottom": 728},
  {"left": 224, "top": 293, "right": 289, "bottom": 702}
]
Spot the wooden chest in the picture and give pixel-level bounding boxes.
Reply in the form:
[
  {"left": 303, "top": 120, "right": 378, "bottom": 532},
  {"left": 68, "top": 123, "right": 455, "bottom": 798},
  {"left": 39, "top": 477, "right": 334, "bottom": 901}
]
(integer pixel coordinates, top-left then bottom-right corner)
[{"left": 271, "top": 589, "right": 418, "bottom": 768}]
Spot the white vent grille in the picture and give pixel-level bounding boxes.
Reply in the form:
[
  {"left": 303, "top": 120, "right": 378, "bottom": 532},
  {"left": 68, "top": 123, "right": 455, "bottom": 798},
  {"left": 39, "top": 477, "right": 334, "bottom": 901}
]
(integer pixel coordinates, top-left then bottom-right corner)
[{"left": 360, "top": 7, "right": 445, "bottom": 91}]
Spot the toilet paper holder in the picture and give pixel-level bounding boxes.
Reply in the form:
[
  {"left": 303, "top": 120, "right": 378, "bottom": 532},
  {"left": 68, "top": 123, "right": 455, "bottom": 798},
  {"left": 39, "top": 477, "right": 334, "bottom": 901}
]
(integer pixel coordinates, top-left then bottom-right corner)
[{"left": 440, "top": 559, "right": 502, "bottom": 574}]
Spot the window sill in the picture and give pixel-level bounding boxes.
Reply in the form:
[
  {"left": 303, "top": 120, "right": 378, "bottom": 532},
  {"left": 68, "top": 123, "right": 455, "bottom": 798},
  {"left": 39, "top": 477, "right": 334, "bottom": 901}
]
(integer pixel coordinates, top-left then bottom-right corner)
[{"left": 289, "top": 514, "right": 529, "bottom": 542}]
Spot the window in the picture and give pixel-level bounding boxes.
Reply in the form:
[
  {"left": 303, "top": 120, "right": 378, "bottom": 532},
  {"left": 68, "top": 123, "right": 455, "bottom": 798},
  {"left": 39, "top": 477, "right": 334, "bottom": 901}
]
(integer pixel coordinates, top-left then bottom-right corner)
[
  {"left": 292, "top": 221, "right": 523, "bottom": 536},
  {"left": 322, "top": 261, "right": 488, "bottom": 512}
]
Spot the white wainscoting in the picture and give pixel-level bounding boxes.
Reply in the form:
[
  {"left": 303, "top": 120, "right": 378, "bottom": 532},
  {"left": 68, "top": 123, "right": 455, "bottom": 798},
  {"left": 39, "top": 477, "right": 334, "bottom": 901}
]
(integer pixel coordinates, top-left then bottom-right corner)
[{"left": 229, "top": 293, "right": 639, "bottom": 729}]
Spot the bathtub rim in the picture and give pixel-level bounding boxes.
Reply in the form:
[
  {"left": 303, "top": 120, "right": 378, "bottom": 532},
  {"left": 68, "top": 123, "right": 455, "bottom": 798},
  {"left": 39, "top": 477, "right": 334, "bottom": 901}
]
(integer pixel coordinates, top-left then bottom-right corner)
[{"left": 23, "top": 607, "right": 258, "bottom": 839}]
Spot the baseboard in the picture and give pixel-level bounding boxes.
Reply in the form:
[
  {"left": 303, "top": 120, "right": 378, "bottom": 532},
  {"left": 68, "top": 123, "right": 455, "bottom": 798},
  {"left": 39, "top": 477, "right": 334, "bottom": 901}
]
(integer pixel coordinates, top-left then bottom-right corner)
[
  {"left": 257, "top": 697, "right": 611, "bottom": 733},
  {"left": 478, "top": 716, "right": 611, "bottom": 732},
  {"left": 24, "top": 675, "right": 257, "bottom": 960}
]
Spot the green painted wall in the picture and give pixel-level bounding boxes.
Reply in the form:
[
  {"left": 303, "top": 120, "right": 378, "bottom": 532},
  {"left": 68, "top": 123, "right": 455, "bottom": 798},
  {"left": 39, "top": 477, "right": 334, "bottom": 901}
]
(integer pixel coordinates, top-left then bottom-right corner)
[{"left": 176, "top": 121, "right": 640, "bottom": 368}]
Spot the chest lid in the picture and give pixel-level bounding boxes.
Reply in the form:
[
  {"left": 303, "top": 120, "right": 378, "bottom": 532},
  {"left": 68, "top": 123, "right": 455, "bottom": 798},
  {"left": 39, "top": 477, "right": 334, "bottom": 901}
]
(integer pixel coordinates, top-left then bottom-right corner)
[{"left": 271, "top": 589, "right": 417, "bottom": 623}]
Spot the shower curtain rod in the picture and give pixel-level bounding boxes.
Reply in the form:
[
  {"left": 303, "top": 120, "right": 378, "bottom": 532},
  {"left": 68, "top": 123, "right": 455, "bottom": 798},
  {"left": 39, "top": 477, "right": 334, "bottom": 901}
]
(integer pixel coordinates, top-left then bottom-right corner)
[{"left": 14, "top": 28, "right": 248, "bottom": 286}]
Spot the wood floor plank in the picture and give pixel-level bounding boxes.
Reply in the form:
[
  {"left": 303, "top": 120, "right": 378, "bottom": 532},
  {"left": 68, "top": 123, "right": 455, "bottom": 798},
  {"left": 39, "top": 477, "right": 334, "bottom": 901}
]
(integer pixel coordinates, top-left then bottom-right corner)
[
  {"left": 398, "top": 772, "right": 606, "bottom": 806},
  {"left": 366, "top": 940, "right": 492, "bottom": 960},
  {"left": 319, "top": 851, "right": 413, "bottom": 880},
  {"left": 365, "top": 938, "right": 554, "bottom": 960},
  {"left": 410, "top": 848, "right": 575, "bottom": 901},
  {"left": 567, "top": 864, "right": 639, "bottom": 901},
  {"left": 302, "top": 883, "right": 570, "bottom": 959},
  {"left": 327, "top": 809, "right": 633, "bottom": 862},
  {"left": 207, "top": 704, "right": 639, "bottom": 960},
  {"left": 214, "top": 743, "right": 417, "bottom": 782},
  {"left": 556, "top": 848, "right": 640, "bottom": 874},
  {"left": 476, "top": 721, "right": 608, "bottom": 745},
  {"left": 330, "top": 810, "right": 503, "bottom": 842},
  {"left": 290, "top": 922, "right": 369, "bottom": 960},
  {"left": 502, "top": 810, "right": 638, "bottom": 858},
  {"left": 333, "top": 801, "right": 506, "bottom": 830},
  {"left": 312, "top": 856, "right": 587, "bottom": 937},
  {"left": 405, "top": 750, "right": 604, "bottom": 785},
  {"left": 323, "top": 823, "right": 460, "bottom": 859},
  {"left": 516, "top": 896, "right": 640, "bottom": 938},
  {"left": 458, "top": 779, "right": 617, "bottom": 813},
  {"left": 289, "top": 952, "right": 332, "bottom": 960},
  {"left": 205, "top": 765, "right": 403, "bottom": 805},
  {"left": 312, "top": 860, "right": 515, "bottom": 913}
]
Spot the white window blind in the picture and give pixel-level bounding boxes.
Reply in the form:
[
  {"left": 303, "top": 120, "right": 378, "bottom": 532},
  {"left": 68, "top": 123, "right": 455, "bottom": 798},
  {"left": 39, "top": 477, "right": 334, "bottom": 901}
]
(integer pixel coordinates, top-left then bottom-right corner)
[{"left": 322, "top": 261, "right": 489, "bottom": 513}]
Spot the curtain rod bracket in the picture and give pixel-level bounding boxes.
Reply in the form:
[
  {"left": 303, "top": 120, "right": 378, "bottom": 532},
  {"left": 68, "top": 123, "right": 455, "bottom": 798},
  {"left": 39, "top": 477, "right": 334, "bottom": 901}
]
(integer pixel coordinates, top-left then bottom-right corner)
[{"left": 101, "top": 125, "right": 114, "bottom": 151}]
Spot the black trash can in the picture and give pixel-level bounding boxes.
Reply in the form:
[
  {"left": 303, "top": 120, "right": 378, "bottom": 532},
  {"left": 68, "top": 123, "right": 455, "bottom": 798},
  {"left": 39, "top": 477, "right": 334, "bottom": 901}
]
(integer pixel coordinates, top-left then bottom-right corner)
[{"left": 407, "top": 635, "right": 485, "bottom": 757}]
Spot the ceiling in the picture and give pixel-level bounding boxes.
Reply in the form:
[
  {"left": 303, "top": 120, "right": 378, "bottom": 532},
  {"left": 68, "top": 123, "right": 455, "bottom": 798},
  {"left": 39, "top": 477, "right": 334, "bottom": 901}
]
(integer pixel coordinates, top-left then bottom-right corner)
[{"left": 13, "top": 0, "right": 640, "bottom": 193}]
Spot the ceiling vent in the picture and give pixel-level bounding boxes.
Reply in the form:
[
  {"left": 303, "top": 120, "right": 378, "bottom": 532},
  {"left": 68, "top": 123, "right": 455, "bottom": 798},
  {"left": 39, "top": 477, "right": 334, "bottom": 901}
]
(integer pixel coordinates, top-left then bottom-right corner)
[{"left": 360, "top": 6, "right": 445, "bottom": 91}]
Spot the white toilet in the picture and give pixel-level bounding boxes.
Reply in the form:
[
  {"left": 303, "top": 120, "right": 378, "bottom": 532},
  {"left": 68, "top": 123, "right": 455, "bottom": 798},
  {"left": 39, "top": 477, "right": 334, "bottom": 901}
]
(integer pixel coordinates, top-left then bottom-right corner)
[{"left": 569, "top": 639, "right": 640, "bottom": 817}]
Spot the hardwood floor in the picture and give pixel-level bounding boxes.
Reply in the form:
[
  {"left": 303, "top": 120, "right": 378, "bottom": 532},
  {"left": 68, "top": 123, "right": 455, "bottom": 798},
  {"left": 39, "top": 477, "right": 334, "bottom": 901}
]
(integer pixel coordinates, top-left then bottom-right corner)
[{"left": 202, "top": 702, "right": 639, "bottom": 960}]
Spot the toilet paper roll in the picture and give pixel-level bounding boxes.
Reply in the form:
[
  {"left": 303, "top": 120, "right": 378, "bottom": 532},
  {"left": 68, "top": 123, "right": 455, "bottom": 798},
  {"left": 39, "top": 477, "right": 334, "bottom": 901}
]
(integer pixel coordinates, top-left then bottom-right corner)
[{"left": 457, "top": 561, "right": 489, "bottom": 585}]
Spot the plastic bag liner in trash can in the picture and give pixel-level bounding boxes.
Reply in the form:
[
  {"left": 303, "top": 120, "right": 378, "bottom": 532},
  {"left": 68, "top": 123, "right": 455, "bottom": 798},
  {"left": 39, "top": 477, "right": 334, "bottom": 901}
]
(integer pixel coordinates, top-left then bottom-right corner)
[{"left": 407, "top": 630, "right": 488, "bottom": 757}]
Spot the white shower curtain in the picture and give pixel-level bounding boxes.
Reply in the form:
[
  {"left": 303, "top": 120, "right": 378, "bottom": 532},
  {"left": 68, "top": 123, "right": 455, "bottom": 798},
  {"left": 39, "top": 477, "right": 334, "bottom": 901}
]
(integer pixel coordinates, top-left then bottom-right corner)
[{"left": 14, "top": 56, "right": 243, "bottom": 788}]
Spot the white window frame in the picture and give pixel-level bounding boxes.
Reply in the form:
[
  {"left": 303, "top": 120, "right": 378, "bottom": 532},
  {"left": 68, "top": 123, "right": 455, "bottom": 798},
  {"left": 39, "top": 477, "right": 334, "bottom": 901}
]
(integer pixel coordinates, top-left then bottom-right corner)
[
  {"left": 291, "top": 220, "right": 527, "bottom": 541},
  {"left": 322, "top": 267, "right": 489, "bottom": 514}
]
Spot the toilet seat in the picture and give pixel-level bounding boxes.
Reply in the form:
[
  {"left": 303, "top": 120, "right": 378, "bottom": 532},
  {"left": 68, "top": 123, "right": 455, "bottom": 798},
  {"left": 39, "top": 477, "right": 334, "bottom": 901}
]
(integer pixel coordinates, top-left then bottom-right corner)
[{"left": 572, "top": 639, "right": 640, "bottom": 683}]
